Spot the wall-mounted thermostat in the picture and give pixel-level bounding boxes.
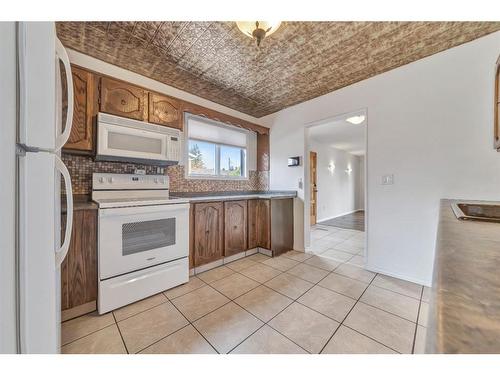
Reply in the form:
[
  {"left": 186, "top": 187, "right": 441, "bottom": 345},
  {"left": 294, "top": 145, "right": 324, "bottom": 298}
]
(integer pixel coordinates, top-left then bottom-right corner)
[{"left": 288, "top": 156, "right": 300, "bottom": 167}]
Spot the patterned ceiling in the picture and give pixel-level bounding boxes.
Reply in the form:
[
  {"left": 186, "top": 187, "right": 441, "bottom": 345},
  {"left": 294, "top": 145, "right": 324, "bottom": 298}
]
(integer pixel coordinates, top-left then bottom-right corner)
[{"left": 56, "top": 22, "right": 500, "bottom": 118}]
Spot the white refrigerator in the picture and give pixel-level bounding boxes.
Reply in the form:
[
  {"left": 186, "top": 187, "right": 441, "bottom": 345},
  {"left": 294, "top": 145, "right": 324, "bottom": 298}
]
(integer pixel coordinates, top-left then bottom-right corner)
[{"left": 0, "top": 22, "right": 74, "bottom": 353}]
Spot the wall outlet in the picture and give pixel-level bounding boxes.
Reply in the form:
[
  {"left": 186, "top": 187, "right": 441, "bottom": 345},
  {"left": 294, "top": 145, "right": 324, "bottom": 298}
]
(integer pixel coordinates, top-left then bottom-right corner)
[
  {"left": 298, "top": 178, "right": 303, "bottom": 189},
  {"left": 381, "top": 174, "right": 394, "bottom": 185}
]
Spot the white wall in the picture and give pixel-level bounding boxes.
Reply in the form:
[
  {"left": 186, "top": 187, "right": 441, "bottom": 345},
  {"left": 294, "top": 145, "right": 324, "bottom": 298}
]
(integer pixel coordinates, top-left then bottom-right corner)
[
  {"left": 310, "top": 140, "right": 363, "bottom": 222},
  {"left": 265, "top": 31, "right": 500, "bottom": 285}
]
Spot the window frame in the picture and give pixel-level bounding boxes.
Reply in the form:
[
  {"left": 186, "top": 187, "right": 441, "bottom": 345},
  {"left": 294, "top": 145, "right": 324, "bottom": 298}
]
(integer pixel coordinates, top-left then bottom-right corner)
[{"left": 184, "top": 114, "right": 249, "bottom": 181}]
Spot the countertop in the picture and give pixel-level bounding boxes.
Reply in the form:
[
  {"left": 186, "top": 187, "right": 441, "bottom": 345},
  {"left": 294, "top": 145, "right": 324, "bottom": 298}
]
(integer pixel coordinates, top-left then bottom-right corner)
[
  {"left": 170, "top": 190, "right": 297, "bottom": 202},
  {"left": 427, "top": 199, "right": 500, "bottom": 353},
  {"left": 61, "top": 194, "right": 98, "bottom": 213}
]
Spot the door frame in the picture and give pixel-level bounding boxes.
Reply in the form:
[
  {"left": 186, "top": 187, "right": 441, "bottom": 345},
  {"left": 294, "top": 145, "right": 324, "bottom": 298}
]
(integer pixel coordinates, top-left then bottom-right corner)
[
  {"left": 309, "top": 151, "right": 318, "bottom": 226},
  {"left": 303, "top": 108, "right": 368, "bottom": 260}
]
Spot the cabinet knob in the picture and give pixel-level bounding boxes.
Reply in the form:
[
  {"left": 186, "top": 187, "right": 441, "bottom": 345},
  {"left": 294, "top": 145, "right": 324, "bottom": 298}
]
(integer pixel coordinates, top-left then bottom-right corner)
[{"left": 121, "top": 99, "right": 126, "bottom": 105}]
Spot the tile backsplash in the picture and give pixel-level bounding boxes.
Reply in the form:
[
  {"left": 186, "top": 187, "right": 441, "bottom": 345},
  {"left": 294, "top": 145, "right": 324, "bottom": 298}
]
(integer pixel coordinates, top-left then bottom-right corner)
[{"left": 62, "top": 154, "right": 269, "bottom": 195}]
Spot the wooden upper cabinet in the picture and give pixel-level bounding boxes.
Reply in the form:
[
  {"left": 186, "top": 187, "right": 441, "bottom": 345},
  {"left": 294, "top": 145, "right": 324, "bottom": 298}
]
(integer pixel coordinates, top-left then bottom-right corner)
[
  {"left": 248, "top": 199, "right": 270, "bottom": 250},
  {"left": 257, "top": 133, "right": 270, "bottom": 171},
  {"left": 193, "top": 202, "right": 224, "bottom": 267},
  {"left": 148, "top": 92, "right": 182, "bottom": 130},
  {"left": 224, "top": 200, "right": 248, "bottom": 256},
  {"left": 63, "top": 66, "right": 96, "bottom": 153},
  {"left": 99, "top": 77, "right": 148, "bottom": 121}
]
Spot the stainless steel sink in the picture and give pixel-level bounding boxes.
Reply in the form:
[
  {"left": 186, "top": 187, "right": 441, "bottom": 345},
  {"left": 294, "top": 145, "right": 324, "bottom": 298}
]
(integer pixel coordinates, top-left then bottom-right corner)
[{"left": 451, "top": 203, "right": 500, "bottom": 223}]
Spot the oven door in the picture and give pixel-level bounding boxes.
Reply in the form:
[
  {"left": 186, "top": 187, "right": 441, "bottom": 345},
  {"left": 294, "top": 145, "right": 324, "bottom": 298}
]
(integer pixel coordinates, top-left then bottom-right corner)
[{"left": 98, "top": 203, "right": 189, "bottom": 280}]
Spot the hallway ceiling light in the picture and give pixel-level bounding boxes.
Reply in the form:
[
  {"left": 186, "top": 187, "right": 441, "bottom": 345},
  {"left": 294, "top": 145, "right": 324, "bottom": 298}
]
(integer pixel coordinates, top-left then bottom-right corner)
[
  {"left": 236, "top": 21, "right": 282, "bottom": 46},
  {"left": 346, "top": 115, "right": 366, "bottom": 125}
]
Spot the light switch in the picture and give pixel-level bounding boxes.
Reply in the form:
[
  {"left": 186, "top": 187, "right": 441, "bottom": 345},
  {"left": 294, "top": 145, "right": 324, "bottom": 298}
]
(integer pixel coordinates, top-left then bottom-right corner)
[
  {"left": 382, "top": 174, "right": 394, "bottom": 185},
  {"left": 298, "top": 178, "right": 303, "bottom": 189}
]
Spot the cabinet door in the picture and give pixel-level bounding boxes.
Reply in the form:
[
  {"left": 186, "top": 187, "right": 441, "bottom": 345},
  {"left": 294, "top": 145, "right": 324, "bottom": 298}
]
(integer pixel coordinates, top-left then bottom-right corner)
[
  {"left": 224, "top": 200, "right": 248, "bottom": 257},
  {"left": 193, "top": 202, "right": 224, "bottom": 267},
  {"left": 148, "top": 92, "right": 182, "bottom": 130},
  {"left": 270, "top": 198, "right": 294, "bottom": 256},
  {"left": 248, "top": 199, "right": 270, "bottom": 249},
  {"left": 100, "top": 77, "right": 148, "bottom": 121},
  {"left": 61, "top": 209, "right": 97, "bottom": 318},
  {"left": 63, "top": 66, "right": 96, "bottom": 153}
]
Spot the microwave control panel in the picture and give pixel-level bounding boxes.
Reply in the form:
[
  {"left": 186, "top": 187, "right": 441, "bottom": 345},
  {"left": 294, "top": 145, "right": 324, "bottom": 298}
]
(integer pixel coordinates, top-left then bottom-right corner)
[{"left": 167, "top": 135, "right": 181, "bottom": 162}]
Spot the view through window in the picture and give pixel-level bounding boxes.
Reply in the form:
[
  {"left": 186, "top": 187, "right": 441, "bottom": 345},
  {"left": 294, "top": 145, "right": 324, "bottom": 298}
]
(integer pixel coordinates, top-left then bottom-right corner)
[{"left": 188, "top": 139, "right": 247, "bottom": 178}]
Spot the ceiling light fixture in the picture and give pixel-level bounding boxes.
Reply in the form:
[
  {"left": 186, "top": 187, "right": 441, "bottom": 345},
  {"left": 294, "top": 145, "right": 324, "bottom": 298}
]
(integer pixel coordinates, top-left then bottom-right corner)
[
  {"left": 236, "top": 21, "right": 282, "bottom": 46},
  {"left": 346, "top": 115, "right": 366, "bottom": 125}
]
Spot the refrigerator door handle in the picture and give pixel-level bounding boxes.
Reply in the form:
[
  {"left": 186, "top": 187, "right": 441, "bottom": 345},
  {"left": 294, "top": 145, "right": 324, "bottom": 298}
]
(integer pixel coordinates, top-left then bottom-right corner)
[
  {"left": 54, "top": 155, "right": 73, "bottom": 267},
  {"left": 55, "top": 38, "right": 73, "bottom": 151}
]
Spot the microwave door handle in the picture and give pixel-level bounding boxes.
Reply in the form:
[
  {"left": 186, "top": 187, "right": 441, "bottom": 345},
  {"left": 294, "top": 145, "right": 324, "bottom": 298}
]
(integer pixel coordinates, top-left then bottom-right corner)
[
  {"left": 55, "top": 38, "right": 73, "bottom": 151},
  {"left": 55, "top": 155, "right": 73, "bottom": 267}
]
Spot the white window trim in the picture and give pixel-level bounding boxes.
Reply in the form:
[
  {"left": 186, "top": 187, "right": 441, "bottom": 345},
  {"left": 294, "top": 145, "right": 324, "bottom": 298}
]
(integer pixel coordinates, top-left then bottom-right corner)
[{"left": 184, "top": 113, "right": 250, "bottom": 181}]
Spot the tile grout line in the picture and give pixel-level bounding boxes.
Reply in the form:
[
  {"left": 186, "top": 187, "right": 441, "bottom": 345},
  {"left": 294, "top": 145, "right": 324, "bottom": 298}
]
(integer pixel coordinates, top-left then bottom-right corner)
[
  {"left": 411, "top": 286, "right": 425, "bottom": 354},
  {"left": 63, "top": 242, "right": 425, "bottom": 355},
  {"left": 111, "top": 311, "right": 130, "bottom": 354},
  {"left": 154, "top": 295, "right": 220, "bottom": 355},
  {"left": 318, "top": 272, "right": 382, "bottom": 354},
  {"left": 60, "top": 320, "right": 116, "bottom": 348},
  {"left": 177, "top": 248, "right": 367, "bottom": 353},
  {"left": 228, "top": 253, "right": 349, "bottom": 353}
]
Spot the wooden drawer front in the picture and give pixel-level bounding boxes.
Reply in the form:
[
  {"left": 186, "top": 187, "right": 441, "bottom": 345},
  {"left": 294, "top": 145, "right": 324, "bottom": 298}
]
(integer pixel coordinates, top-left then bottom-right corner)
[
  {"left": 61, "top": 209, "right": 97, "bottom": 311},
  {"left": 193, "top": 202, "right": 224, "bottom": 267},
  {"left": 63, "top": 66, "right": 96, "bottom": 152},
  {"left": 248, "top": 199, "right": 270, "bottom": 249},
  {"left": 100, "top": 77, "right": 148, "bottom": 121},
  {"left": 148, "top": 92, "right": 182, "bottom": 129},
  {"left": 224, "top": 200, "right": 248, "bottom": 257}
]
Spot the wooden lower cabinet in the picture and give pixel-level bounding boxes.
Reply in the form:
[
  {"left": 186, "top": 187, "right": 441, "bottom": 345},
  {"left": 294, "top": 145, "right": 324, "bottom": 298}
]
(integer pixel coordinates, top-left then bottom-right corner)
[
  {"left": 248, "top": 199, "right": 270, "bottom": 249},
  {"left": 224, "top": 200, "right": 247, "bottom": 256},
  {"left": 60, "top": 209, "right": 97, "bottom": 321},
  {"left": 270, "top": 198, "right": 294, "bottom": 256},
  {"left": 189, "top": 197, "right": 294, "bottom": 267},
  {"left": 192, "top": 202, "right": 224, "bottom": 267}
]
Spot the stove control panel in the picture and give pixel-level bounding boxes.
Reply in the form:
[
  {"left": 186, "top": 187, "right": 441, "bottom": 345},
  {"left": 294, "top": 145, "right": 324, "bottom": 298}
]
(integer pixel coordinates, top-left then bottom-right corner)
[{"left": 92, "top": 173, "right": 168, "bottom": 190}]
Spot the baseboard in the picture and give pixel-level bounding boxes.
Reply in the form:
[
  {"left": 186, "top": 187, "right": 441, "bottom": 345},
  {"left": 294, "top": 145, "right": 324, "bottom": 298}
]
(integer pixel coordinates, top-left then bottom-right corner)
[
  {"left": 364, "top": 263, "right": 431, "bottom": 287},
  {"left": 317, "top": 209, "right": 363, "bottom": 223}
]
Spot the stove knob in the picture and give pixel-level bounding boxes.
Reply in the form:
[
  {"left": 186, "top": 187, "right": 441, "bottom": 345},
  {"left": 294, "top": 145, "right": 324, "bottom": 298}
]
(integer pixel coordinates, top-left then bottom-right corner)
[
  {"left": 98, "top": 177, "right": 104, "bottom": 183},
  {"left": 108, "top": 177, "right": 114, "bottom": 183},
  {"left": 154, "top": 178, "right": 159, "bottom": 184}
]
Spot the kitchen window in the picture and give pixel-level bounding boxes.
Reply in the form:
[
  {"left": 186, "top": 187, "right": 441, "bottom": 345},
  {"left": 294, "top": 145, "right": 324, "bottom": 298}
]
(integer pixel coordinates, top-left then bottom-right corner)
[{"left": 185, "top": 114, "right": 254, "bottom": 179}]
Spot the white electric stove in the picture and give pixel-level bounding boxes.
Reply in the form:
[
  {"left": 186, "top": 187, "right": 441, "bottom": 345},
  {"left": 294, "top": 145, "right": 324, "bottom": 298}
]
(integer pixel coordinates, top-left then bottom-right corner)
[{"left": 92, "top": 173, "right": 190, "bottom": 314}]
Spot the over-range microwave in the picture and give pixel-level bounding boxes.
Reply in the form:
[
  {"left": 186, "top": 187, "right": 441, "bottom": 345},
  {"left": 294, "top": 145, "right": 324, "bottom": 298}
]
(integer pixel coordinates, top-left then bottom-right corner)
[{"left": 96, "top": 112, "right": 181, "bottom": 166}]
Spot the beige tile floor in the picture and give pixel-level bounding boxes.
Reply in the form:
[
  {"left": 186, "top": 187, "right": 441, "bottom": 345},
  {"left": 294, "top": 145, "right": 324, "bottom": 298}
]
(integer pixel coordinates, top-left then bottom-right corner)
[{"left": 61, "top": 245, "right": 430, "bottom": 354}]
